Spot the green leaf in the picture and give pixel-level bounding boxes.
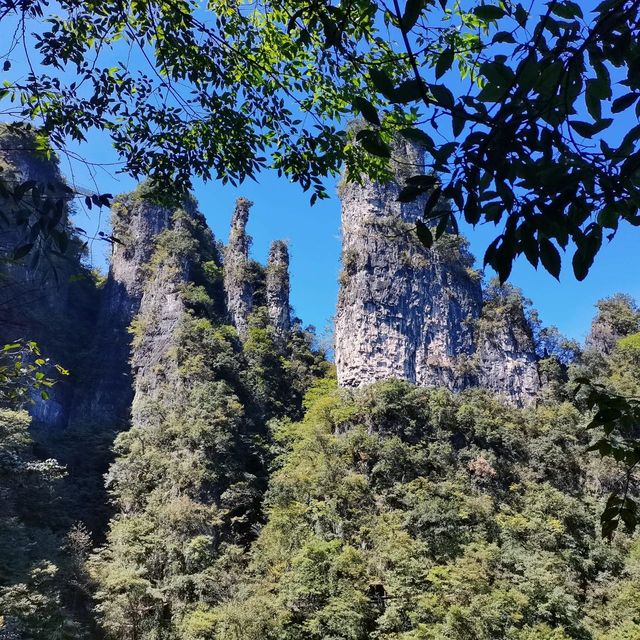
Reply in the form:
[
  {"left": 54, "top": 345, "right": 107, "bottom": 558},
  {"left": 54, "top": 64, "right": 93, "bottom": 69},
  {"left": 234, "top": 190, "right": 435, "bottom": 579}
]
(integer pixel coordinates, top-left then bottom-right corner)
[
  {"left": 539, "top": 238, "right": 561, "bottom": 279},
  {"left": 551, "top": 1, "right": 583, "bottom": 19},
  {"left": 391, "top": 79, "right": 423, "bottom": 104},
  {"left": 514, "top": 4, "right": 528, "bottom": 27},
  {"left": 416, "top": 220, "right": 433, "bottom": 248},
  {"left": 435, "top": 47, "right": 454, "bottom": 80},
  {"left": 570, "top": 119, "right": 613, "bottom": 138},
  {"left": 572, "top": 228, "right": 602, "bottom": 280},
  {"left": 369, "top": 68, "right": 395, "bottom": 99},
  {"left": 358, "top": 131, "right": 391, "bottom": 158},
  {"left": 473, "top": 5, "right": 506, "bottom": 21},
  {"left": 423, "top": 186, "right": 442, "bottom": 219},
  {"left": 492, "top": 31, "right": 516, "bottom": 44},
  {"left": 429, "top": 84, "right": 454, "bottom": 109},
  {"left": 12, "top": 243, "right": 34, "bottom": 260},
  {"left": 406, "top": 174, "right": 438, "bottom": 188},
  {"left": 398, "top": 185, "right": 425, "bottom": 202},
  {"left": 612, "top": 93, "right": 639, "bottom": 113},
  {"left": 400, "top": 127, "right": 435, "bottom": 151},
  {"left": 402, "top": 0, "right": 426, "bottom": 30},
  {"left": 478, "top": 83, "right": 506, "bottom": 102},
  {"left": 585, "top": 80, "right": 602, "bottom": 120},
  {"left": 353, "top": 97, "right": 380, "bottom": 126}
]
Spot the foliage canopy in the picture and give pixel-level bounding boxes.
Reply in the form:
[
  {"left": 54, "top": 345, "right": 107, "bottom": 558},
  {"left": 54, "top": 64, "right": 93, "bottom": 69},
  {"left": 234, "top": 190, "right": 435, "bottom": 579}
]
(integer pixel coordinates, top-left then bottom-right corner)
[{"left": 1, "top": 0, "right": 640, "bottom": 279}]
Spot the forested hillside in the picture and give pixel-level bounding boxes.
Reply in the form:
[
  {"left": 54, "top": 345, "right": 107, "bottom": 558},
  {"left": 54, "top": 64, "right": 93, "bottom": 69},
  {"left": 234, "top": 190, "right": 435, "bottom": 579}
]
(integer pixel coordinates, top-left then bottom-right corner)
[{"left": 1, "top": 137, "right": 640, "bottom": 639}]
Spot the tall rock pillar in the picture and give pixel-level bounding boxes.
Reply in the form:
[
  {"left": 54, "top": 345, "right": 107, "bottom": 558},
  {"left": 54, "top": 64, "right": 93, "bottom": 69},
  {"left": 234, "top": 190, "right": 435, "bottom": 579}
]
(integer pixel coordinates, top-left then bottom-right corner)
[
  {"left": 224, "top": 198, "right": 254, "bottom": 339},
  {"left": 68, "top": 186, "right": 173, "bottom": 428},
  {"left": 266, "top": 240, "right": 291, "bottom": 350},
  {"left": 334, "top": 139, "right": 483, "bottom": 391},
  {"left": 475, "top": 283, "right": 541, "bottom": 407}
]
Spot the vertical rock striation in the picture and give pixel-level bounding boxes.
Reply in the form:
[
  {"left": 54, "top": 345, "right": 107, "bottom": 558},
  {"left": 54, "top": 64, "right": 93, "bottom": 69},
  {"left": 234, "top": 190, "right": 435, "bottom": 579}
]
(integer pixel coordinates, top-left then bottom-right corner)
[
  {"left": 68, "top": 185, "right": 174, "bottom": 429},
  {"left": 266, "top": 239, "right": 291, "bottom": 350},
  {"left": 335, "top": 140, "right": 483, "bottom": 392},
  {"left": 334, "top": 138, "right": 540, "bottom": 406},
  {"left": 0, "top": 125, "right": 95, "bottom": 428},
  {"left": 224, "top": 198, "right": 254, "bottom": 339}
]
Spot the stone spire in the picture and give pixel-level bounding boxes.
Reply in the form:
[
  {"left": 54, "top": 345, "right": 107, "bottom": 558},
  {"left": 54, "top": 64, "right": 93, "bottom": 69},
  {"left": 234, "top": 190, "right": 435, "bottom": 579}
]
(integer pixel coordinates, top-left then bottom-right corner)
[
  {"left": 224, "top": 198, "right": 254, "bottom": 339},
  {"left": 266, "top": 239, "right": 291, "bottom": 350},
  {"left": 334, "top": 140, "right": 483, "bottom": 391}
]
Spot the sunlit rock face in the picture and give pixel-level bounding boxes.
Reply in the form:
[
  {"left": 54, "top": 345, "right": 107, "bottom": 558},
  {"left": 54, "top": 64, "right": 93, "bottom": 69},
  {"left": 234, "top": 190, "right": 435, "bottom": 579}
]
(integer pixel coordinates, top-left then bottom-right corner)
[
  {"left": 476, "top": 300, "right": 541, "bottom": 407},
  {"left": 224, "top": 198, "right": 254, "bottom": 340},
  {"left": 335, "top": 140, "right": 483, "bottom": 393},
  {"left": 266, "top": 239, "right": 291, "bottom": 351},
  {"left": 334, "top": 139, "right": 540, "bottom": 406}
]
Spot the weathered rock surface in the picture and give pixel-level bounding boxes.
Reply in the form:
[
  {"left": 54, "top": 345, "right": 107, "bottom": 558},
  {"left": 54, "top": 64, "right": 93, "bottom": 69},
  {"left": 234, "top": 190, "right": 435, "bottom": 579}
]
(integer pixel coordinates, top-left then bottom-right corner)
[
  {"left": 68, "top": 186, "right": 174, "bottom": 429},
  {"left": 266, "top": 240, "right": 291, "bottom": 350},
  {"left": 0, "top": 126, "right": 96, "bottom": 427},
  {"left": 335, "top": 140, "right": 483, "bottom": 392},
  {"left": 585, "top": 293, "right": 640, "bottom": 355},
  {"left": 224, "top": 198, "right": 254, "bottom": 339},
  {"left": 476, "top": 291, "right": 541, "bottom": 407},
  {"left": 334, "top": 139, "right": 540, "bottom": 406}
]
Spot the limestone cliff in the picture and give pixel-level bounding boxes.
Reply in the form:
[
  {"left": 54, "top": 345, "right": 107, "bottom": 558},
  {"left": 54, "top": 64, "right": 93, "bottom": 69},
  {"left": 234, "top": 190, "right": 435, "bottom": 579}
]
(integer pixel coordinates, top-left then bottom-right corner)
[
  {"left": 224, "top": 198, "right": 254, "bottom": 339},
  {"left": 585, "top": 293, "right": 640, "bottom": 355},
  {"left": 129, "top": 201, "right": 220, "bottom": 421},
  {"left": 335, "top": 140, "right": 483, "bottom": 392},
  {"left": 266, "top": 240, "right": 291, "bottom": 350},
  {"left": 68, "top": 185, "right": 174, "bottom": 429},
  {"left": 0, "top": 125, "right": 97, "bottom": 428},
  {"left": 476, "top": 284, "right": 541, "bottom": 406},
  {"left": 334, "top": 139, "right": 540, "bottom": 406}
]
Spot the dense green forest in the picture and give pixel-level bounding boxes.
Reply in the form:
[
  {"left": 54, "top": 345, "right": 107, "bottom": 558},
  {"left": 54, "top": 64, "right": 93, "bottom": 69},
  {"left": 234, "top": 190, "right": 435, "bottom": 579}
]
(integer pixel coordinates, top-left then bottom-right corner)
[
  {"left": 1, "top": 203, "right": 640, "bottom": 639},
  {"left": 1, "top": 0, "right": 640, "bottom": 637}
]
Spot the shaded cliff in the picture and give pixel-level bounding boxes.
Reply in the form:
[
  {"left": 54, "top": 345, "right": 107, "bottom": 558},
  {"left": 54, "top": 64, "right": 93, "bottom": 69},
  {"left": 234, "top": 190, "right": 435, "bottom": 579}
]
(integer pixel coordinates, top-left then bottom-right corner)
[
  {"left": 0, "top": 125, "right": 98, "bottom": 427},
  {"left": 68, "top": 184, "right": 174, "bottom": 430}
]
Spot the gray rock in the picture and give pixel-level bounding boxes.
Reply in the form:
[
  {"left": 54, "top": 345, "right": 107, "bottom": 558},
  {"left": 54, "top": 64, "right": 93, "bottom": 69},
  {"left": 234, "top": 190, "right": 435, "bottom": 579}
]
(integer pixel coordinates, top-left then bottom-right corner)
[
  {"left": 334, "top": 140, "right": 540, "bottom": 406},
  {"left": 335, "top": 141, "right": 482, "bottom": 392},
  {"left": 224, "top": 198, "right": 254, "bottom": 339},
  {"left": 266, "top": 240, "right": 291, "bottom": 350}
]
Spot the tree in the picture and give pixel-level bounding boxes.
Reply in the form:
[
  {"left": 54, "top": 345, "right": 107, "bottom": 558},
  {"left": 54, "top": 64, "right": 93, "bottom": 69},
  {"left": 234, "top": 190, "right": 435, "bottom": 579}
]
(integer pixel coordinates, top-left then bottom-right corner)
[{"left": 1, "top": 0, "right": 639, "bottom": 280}]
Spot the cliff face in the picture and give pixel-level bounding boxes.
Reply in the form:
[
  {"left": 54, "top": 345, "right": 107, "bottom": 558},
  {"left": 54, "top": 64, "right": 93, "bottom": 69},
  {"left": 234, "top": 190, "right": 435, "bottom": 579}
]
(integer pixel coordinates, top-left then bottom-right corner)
[
  {"left": 334, "top": 140, "right": 540, "bottom": 406},
  {"left": 335, "top": 141, "right": 483, "bottom": 392},
  {"left": 0, "top": 127, "right": 97, "bottom": 428},
  {"left": 585, "top": 293, "right": 640, "bottom": 355},
  {"left": 266, "top": 240, "right": 291, "bottom": 351},
  {"left": 476, "top": 287, "right": 541, "bottom": 406},
  {"left": 68, "top": 186, "right": 174, "bottom": 429}
]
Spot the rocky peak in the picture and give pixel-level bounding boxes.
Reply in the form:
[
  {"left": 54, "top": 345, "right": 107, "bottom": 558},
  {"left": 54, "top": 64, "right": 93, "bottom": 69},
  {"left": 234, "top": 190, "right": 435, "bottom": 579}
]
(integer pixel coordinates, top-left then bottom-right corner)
[
  {"left": 334, "top": 140, "right": 540, "bottom": 406},
  {"left": 585, "top": 293, "right": 640, "bottom": 355},
  {"left": 476, "top": 282, "right": 540, "bottom": 407},
  {"left": 335, "top": 140, "right": 483, "bottom": 392},
  {"left": 224, "top": 198, "right": 254, "bottom": 339},
  {"left": 266, "top": 239, "right": 291, "bottom": 350}
]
